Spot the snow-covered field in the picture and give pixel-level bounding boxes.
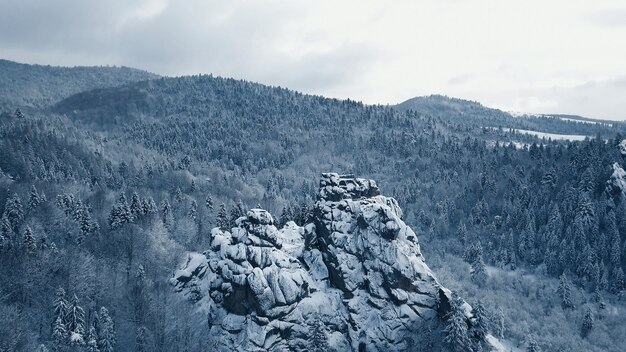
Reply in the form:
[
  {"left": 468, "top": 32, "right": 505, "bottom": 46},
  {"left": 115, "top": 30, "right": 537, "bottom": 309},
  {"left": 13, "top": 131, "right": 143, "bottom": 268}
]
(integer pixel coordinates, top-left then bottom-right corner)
[
  {"left": 558, "top": 117, "right": 612, "bottom": 127},
  {"left": 510, "top": 128, "right": 589, "bottom": 141}
]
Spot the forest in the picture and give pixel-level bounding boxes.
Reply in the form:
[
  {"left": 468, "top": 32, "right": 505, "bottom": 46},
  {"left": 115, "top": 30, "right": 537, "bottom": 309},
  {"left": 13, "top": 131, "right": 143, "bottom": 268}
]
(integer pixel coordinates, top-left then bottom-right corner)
[{"left": 1, "top": 59, "right": 626, "bottom": 351}]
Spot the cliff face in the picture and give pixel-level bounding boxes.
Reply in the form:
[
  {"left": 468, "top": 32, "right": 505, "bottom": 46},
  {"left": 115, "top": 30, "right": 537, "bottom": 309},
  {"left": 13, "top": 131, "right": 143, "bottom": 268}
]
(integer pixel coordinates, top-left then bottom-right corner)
[{"left": 171, "top": 173, "right": 494, "bottom": 351}]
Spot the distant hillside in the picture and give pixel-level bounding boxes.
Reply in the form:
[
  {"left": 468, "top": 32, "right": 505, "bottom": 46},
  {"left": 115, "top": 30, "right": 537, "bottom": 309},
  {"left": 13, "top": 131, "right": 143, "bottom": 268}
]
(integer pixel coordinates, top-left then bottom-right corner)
[
  {"left": 0, "top": 59, "right": 159, "bottom": 110},
  {"left": 395, "top": 94, "right": 626, "bottom": 136}
]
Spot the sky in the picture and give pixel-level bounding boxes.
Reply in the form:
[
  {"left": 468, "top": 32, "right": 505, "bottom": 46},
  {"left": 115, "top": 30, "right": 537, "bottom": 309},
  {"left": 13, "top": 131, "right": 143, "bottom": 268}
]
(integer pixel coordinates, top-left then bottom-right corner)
[{"left": 1, "top": 0, "right": 626, "bottom": 120}]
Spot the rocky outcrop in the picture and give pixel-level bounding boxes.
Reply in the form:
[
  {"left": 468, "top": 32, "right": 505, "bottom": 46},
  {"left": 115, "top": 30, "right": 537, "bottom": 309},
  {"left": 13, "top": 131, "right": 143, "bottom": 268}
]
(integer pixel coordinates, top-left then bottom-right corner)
[
  {"left": 607, "top": 162, "right": 626, "bottom": 195},
  {"left": 171, "top": 173, "right": 499, "bottom": 351}
]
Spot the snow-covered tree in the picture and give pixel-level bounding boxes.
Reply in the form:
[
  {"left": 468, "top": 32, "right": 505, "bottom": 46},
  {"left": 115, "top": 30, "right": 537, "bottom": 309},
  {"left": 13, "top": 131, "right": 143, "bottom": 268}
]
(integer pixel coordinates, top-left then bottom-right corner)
[
  {"left": 96, "top": 307, "right": 115, "bottom": 352},
  {"left": 73, "top": 200, "right": 98, "bottom": 244},
  {"left": 217, "top": 203, "right": 228, "bottom": 230},
  {"left": 130, "top": 192, "right": 143, "bottom": 219},
  {"left": 23, "top": 225, "right": 36, "bottom": 252},
  {"left": 52, "top": 315, "right": 67, "bottom": 351},
  {"left": 3, "top": 193, "right": 24, "bottom": 231},
  {"left": 161, "top": 200, "right": 173, "bottom": 228},
  {"left": 558, "top": 274, "right": 574, "bottom": 309},
  {"left": 28, "top": 185, "right": 43, "bottom": 210},
  {"left": 471, "top": 251, "right": 487, "bottom": 285},
  {"left": 85, "top": 325, "right": 100, "bottom": 352},
  {"left": 53, "top": 287, "right": 68, "bottom": 325},
  {"left": 581, "top": 307, "right": 594, "bottom": 337},
  {"left": 443, "top": 297, "right": 473, "bottom": 352},
  {"left": 205, "top": 195, "right": 214, "bottom": 211},
  {"left": 65, "top": 294, "right": 85, "bottom": 340},
  {"left": 188, "top": 199, "right": 198, "bottom": 220},
  {"left": 109, "top": 193, "right": 132, "bottom": 229},
  {"left": 526, "top": 335, "right": 541, "bottom": 352}
]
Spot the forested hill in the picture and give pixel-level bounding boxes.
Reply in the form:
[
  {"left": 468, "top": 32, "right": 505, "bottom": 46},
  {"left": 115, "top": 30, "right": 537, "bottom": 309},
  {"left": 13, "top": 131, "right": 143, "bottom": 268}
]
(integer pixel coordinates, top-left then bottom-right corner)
[
  {"left": 395, "top": 94, "right": 624, "bottom": 136},
  {"left": 2, "top": 60, "right": 626, "bottom": 351},
  {"left": 0, "top": 59, "right": 158, "bottom": 110}
]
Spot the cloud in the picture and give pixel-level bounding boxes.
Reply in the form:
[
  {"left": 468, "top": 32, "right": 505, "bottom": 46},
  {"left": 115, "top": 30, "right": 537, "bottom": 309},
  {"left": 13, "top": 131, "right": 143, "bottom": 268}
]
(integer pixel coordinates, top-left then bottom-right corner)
[
  {"left": 586, "top": 8, "right": 626, "bottom": 27},
  {"left": 0, "top": 0, "right": 382, "bottom": 96}
]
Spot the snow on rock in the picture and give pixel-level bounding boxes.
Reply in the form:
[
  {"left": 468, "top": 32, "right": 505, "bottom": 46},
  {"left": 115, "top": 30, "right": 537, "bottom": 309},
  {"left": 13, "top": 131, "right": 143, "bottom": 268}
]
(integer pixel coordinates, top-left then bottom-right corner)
[
  {"left": 171, "top": 173, "right": 500, "bottom": 351},
  {"left": 607, "top": 162, "right": 626, "bottom": 195}
]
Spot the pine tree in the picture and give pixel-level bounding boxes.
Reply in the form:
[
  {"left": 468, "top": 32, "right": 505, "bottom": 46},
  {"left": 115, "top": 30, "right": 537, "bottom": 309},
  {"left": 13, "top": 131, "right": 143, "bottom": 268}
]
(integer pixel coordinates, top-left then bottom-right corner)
[
  {"left": 130, "top": 192, "right": 143, "bottom": 219},
  {"left": 96, "top": 307, "right": 115, "bottom": 352},
  {"left": 23, "top": 225, "right": 36, "bottom": 252},
  {"left": 161, "top": 200, "right": 173, "bottom": 228},
  {"left": 581, "top": 307, "right": 594, "bottom": 337},
  {"left": 85, "top": 325, "right": 100, "bottom": 352},
  {"left": 28, "top": 185, "right": 42, "bottom": 210},
  {"left": 495, "top": 308, "right": 505, "bottom": 339},
  {"left": 471, "top": 251, "right": 487, "bottom": 285},
  {"left": 73, "top": 200, "right": 98, "bottom": 244},
  {"left": 175, "top": 187, "right": 183, "bottom": 204},
  {"left": 217, "top": 203, "right": 228, "bottom": 230},
  {"left": 470, "top": 301, "right": 489, "bottom": 342},
  {"left": 456, "top": 222, "right": 468, "bottom": 244},
  {"left": 0, "top": 214, "right": 13, "bottom": 251},
  {"left": 3, "top": 193, "right": 24, "bottom": 231},
  {"left": 444, "top": 297, "right": 473, "bottom": 352},
  {"left": 65, "top": 294, "right": 85, "bottom": 339},
  {"left": 558, "top": 274, "right": 574, "bottom": 309},
  {"left": 53, "top": 287, "right": 68, "bottom": 325},
  {"left": 52, "top": 315, "right": 67, "bottom": 351},
  {"left": 280, "top": 206, "right": 292, "bottom": 227},
  {"left": 141, "top": 196, "right": 158, "bottom": 215},
  {"left": 229, "top": 201, "right": 245, "bottom": 227},
  {"left": 188, "top": 199, "right": 198, "bottom": 220},
  {"left": 526, "top": 335, "right": 540, "bottom": 352},
  {"left": 205, "top": 195, "right": 214, "bottom": 212},
  {"left": 109, "top": 193, "right": 132, "bottom": 229}
]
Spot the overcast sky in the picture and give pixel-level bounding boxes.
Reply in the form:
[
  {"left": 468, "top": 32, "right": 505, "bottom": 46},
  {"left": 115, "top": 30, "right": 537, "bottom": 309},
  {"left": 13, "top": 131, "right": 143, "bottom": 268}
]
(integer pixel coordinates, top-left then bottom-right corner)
[{"left": 2, "top": 0, "right": 626, "bottom": 119}]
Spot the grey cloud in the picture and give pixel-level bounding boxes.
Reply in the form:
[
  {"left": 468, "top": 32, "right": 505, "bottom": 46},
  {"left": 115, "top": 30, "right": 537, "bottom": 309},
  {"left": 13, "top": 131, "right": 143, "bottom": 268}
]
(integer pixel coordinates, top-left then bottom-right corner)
[{"left": 0, "top": 0, "right": 381, "bottom": 96}]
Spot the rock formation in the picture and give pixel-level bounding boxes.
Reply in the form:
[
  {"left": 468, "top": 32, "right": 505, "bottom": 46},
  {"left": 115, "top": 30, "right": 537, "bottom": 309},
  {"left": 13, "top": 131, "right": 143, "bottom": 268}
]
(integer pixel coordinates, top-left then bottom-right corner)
[{"left": 171, "top": 173, "right": 500, "bottom": 351}]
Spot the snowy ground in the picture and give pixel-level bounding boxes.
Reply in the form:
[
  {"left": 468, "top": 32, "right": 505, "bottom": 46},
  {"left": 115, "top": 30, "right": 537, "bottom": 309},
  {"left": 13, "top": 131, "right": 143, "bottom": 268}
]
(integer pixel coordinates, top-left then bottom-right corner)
[{"left": 510, "top": 128, "right": 589, "bottom": 141}]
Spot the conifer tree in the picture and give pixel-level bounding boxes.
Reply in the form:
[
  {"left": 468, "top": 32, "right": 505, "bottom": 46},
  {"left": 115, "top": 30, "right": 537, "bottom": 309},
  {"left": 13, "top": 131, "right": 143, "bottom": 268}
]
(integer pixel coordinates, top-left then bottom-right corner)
[
  {"left": 581, "top": 307, "right": 594, "bottom": 337},
  {"left": 52, "top": 315, "right": 67, "bottom": 351},
  {"left": 65, "top": 294, "right": 85, "bottom": 339},
  {"left": 188, "top": 199, "right": 198, "bottom": 220},
  {"left": 96, "top": 307, "right": 115, "bottom": 352},
  {"left": 23, "top": 225, "right": 36, "bottom": 252},
  {"left": 558, "top": 274, "right": 574, "bottom": 309},
  {"left": 443, "top": 296, "right": 473, "bottom": 352},
  {"left": 471, "top": 251, "right": 487, "bottom": 285},
  {"left": 130, "top": 192, "right": 143, "bottom": 219},
  {"left": 28, "top": 184, "right": 42, "bottom": 210},
  {"left": 205, "top": 195, "right": 214, "bottom": 212},
  {"left": 74, "top": 200, "right": 98, "bottom": 244},
  {"left": 4, "top": 193, "right": 24, "bottom": 231},
  {"left": 109, "top": 193, "right": 132, "bottom": 229},
  {"left": 161, "top": 200, "right": 173, "bottom": 228},
  {"left": 85, "top": 325, "right": 100, "bottom": 352},
  {"left": 217, "top": 203, "right": 228, "bottom": 230},
  {"left": 526, "top": 335, "right": 540, "bottom": 352}
]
